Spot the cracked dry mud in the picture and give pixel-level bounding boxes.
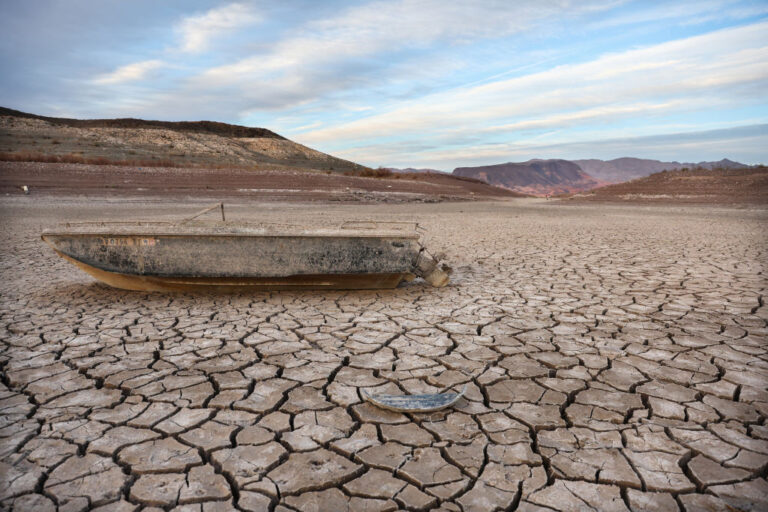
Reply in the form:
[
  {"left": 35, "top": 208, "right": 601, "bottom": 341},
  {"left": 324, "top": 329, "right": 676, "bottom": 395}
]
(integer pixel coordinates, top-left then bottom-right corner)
[{"left": 1, "top": 198, "right": 766, "bottom": 512}]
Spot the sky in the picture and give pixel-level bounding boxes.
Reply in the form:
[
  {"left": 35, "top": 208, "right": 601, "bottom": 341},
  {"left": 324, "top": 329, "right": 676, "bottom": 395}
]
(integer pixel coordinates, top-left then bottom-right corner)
[{"left": 1, "top": 0, "right": 767, "bottom": 170}]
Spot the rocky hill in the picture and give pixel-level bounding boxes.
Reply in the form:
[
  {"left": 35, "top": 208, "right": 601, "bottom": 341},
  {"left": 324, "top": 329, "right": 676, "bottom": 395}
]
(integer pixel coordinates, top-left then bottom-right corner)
[
  {"left": 453, "top": 159, "right": 605, "bottom": 196},
  {"left": 569, "top": 165, "right": 768, "bottom": 204},
  {"left": 573, "top": 157, "right": 748, "bottom": 182},
  {"left": 0, "top": 107, "right": 367, "bottom": 173}
]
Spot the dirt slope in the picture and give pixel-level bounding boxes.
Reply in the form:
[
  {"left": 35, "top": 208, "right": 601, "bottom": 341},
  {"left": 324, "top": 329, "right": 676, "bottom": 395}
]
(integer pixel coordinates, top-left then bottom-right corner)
[
  {"left": 0, "top": 161, "right": 523, "bottom": 202},
  {"left": 0, "top": 107, "right": 366, "bottom": 172},
  {"left": 567, "top": 166, "right": 768, "bottom": 204}
]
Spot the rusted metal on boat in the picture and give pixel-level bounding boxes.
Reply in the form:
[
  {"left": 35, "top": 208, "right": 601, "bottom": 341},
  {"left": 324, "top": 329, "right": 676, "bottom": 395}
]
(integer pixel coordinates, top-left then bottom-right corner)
[
  {"left": 41, "top": 205, "right": 449, "bottom": 292},
  {"left": 362, "top": 385, "right": 467, "bottom": 413}
]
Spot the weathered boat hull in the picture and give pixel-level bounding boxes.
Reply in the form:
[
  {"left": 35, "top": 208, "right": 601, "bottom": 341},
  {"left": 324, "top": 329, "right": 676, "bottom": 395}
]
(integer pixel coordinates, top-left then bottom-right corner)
[
  {"left": 42, "top": 221, "right": 449, "bottom": 291},
  {"left": 55, "top": 250, "right": 410, "bottom": 291},
  {"left": 43, "top": 233, "right": 419, "bottom": 278}
]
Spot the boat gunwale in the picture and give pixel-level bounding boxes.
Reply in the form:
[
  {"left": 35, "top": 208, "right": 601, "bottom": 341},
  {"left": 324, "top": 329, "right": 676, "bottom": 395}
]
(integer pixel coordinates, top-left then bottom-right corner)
[
  {"left": 41, "top": 227, "right": 421, "bottom": 239},
  {"left": 42, "top": 219, "right": 424, "bottom": 239}
]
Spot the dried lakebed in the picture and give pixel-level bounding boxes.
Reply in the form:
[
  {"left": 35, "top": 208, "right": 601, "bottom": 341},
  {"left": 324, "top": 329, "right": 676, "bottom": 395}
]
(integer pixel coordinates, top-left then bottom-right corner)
[{"left": 0, "top": 198, "right": 766, "bottom": 511}]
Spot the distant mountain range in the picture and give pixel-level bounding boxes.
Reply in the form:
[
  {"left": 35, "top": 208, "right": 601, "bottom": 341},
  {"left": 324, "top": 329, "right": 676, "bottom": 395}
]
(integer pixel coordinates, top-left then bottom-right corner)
[
  {"left": 573, "top": 157, "right": 747, "bottom": 182},
  {"left": 453, "top": 158, "right": 749, "bottom": 196}
]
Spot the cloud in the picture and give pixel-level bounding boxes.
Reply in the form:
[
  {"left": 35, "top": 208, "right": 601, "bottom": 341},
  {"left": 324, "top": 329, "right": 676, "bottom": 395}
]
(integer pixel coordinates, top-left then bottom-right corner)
[
  {"left": 196, "top": 0, "right": 616, "bottom": 89},
  {"left": 90, "top": 3, "right": 261, "bottom": 89},
  {"left": 79, "top": 1, "right": 623, "bottom": 118},
  {"left": 177, "top": 2, "right": 260, "bottom": 53},
  {"left": 481, "top": 102, "right": 682, "bottom": 134},
  {"left": 588, "top": 0, "right": 767, "bottom": 29},
  {"left": 294, "top": 20, "right": 768, "bottom": 149},
  {"left": 93, "top": 59, "right": 165, "bottom": 85}
]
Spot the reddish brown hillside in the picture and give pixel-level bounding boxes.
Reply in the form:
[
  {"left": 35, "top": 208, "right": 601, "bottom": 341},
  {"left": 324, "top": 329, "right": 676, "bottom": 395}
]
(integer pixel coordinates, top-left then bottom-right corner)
[
  {"left": 453, "top": 159, "right": 605, "bottom": 196},
  {"left": 0, "top": 161, "right": 522, "bottom": 202},
  {"left": 568, "top": 166, "right": 767, "bottom": 204}
]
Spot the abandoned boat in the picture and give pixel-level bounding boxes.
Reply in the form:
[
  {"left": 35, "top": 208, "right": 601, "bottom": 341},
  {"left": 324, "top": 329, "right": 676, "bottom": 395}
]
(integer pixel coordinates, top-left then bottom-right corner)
[{"left": 41, "top": 204, "right": 449, "bottom": 292}]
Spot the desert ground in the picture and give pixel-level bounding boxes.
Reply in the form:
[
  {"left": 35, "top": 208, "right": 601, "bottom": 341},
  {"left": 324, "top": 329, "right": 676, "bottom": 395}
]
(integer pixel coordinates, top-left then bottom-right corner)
[{"left": 1, "top": 196, "right": 767, "bottom": 511}]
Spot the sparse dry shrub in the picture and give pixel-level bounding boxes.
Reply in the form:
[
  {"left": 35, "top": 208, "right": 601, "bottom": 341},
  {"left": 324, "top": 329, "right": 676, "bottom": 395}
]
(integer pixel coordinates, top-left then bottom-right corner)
[
  {"left": 354, "top": 167, "right": 393, "bottom": 178},
  {"left": 339, "top": 167, "right": 394, "bottom": 178}
]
